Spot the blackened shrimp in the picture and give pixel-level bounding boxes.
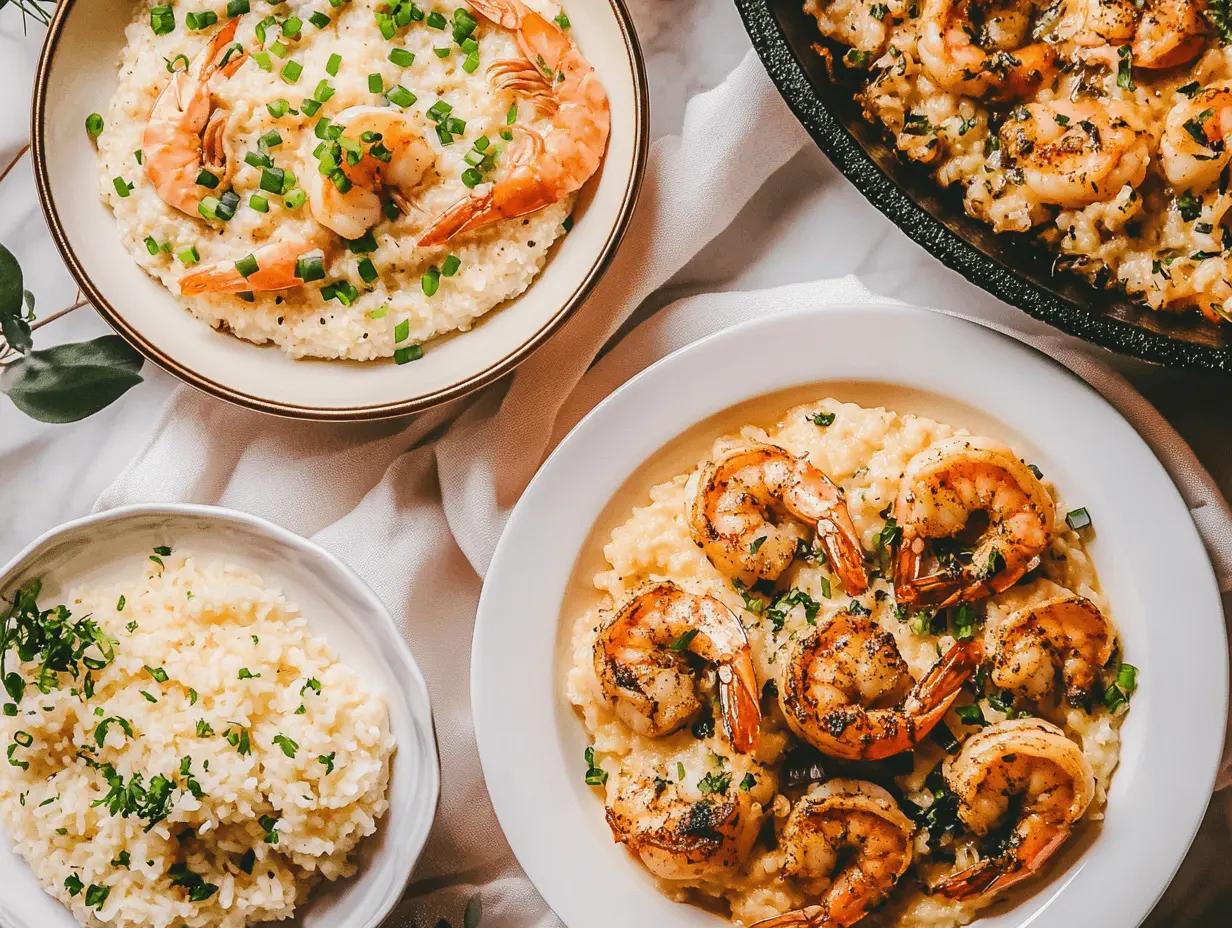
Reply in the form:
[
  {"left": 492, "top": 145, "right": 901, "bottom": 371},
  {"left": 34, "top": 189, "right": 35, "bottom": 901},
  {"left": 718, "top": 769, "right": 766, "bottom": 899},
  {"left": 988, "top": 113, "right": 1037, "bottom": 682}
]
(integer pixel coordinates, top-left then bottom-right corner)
[{"left": 593, "top": 582, "right": 760, "bottom": 753}]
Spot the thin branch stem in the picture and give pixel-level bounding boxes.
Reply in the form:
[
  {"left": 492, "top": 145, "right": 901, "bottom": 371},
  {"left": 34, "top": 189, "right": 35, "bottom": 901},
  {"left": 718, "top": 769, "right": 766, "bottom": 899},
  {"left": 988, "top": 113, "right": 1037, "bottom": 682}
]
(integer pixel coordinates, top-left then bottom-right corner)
[
  {"left": 0, "top": 144, "right": 31, "bottom": 188},
  {"left": 31, "top": 297, "right": 89, "bottom": 332}
]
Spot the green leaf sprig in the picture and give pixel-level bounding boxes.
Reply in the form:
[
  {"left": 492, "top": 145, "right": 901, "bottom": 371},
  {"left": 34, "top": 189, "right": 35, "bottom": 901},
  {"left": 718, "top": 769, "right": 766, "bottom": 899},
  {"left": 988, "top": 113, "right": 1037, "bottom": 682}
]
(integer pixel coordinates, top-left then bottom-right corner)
[{"left": 0, "top": 243, "right": 144, "bottom": 422}]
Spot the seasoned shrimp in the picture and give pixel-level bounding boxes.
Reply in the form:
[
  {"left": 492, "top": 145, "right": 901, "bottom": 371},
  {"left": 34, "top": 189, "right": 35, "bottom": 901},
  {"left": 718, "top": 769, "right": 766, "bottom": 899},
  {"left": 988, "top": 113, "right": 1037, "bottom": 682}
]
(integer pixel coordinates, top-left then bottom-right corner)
[
  {"left": 593, "top": 582, "right": 761, "bottom": 753},
  {"left": 418, "top": 0, "right": 609, "bottom": 245},
  {"left": 1161, "top": 83, "right": 1232, "bottom": 191},
  {"left": 893, "top": 436, "right": 1055, "bottom": 609},
  {"left": 307, "top": 106, "right": 435, "bottom": 240},
  {"left": 918, "top": 0, "right": 1057, "bottom": 100},
  {"left": 1133, "top": 0, "right": 1207, "bottom": 69},
  {"left": 934, "top": 718, "right": 1095, "bottom": 901},
  {"left": 605, "top": 751, "right": 764, "bottom": 879},
  {"left": 179, "top": 237, "right": 324, "bottom": 295},
  {"left": 751, "top": 780, "right": 914, "bottom": 928},
  {"left": 779, "top": 611, "right": 981, "bottom": 760},
  {"left": 143, "top": 18, "right": 247, "bottom": 217},
  {"left": 998, "top": 100, "right": 1150, "bottom": 209},
  {"left": 687, "top": 442, "right": 869, "bottom": 594},
  {"left": 1067, "top": 0, "right": 1138, "bottom": 46},
  {"left": 988, "top": 593, "right": 1115, "bottom": 707}
]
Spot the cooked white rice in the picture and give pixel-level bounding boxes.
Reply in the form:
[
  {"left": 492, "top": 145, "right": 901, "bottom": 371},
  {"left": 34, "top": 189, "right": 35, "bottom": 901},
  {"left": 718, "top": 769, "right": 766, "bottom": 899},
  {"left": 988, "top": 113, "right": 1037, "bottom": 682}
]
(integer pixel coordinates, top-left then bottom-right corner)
[
  {"left": 0, "top": 554, "right": 393, "bottom": 928},
  {"left": 566, "top": 398, "right": 1126, "bottom": 928},
  {"left": 96, "top": 0, "right": 574, "bottom": 360}
]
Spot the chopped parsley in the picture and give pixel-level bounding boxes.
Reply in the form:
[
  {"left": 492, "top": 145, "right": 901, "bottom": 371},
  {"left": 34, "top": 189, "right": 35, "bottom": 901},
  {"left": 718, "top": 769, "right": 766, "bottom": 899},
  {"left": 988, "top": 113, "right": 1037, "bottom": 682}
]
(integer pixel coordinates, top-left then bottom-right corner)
[
  {"left": 583, "top": 745, "right": 607, "bottom": 786},
  {"left": 94, "top": 716, "right": 133, "bottom": 747},
  {"left": 1177, "top": 191, "right": 1203, "bottom": 222},
  {"left": 697, "top": 770, "right": 731, "bottom": 794},
  {"left": 112, "top": 850, "right": 131, "bottom": 869},
  {"left": 810, "top": 410, "right": 836, "bottom": 427},
  {"left": 739, "top": 772, "right": 757, "bottom": 791},
  {"left": 318, "top": 752, "right": 336, "bottom": 774},
  {"left": 259, "top": 814, "right": 280, "bottom": 844},
  {"left": 272, "top": 734, "right": 299, "bottom": 758},
  {"left": 168, "top": 862, "right": 219, "bottom": 901},
  {"left": 224, "top": 725, "right": 252, "bottom": 755}
]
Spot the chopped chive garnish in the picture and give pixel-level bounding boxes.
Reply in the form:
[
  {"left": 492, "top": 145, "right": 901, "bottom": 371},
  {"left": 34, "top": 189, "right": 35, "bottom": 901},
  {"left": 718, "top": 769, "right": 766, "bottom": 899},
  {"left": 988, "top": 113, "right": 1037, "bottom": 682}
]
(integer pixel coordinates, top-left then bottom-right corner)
[
  {"left": 394, "top": 318, "right": 409, "bottom": 342},
  {"left": 394, "top": 344, "right": 423, "bottom": 364},
  {"left": 196, "top": 169, "right": 220, "bottom": 189},
  {"left": 309, "top": 10, "right": 330, "bottom": 28},
  {"left": 326, "top": 52, "right": 342, "bottom": 75},
  {"left": 462, "top": 50, "right": 479, "bottom": 73},
  {"left": 166, "top": 53, "right": 189, "bottom": 73},
  {"left": 461, "top": 167, "right": 483, "bottom": 188},
  {"left": 369, "top": 304, "right": 389, "bottom": 319},
  {"left": 300, "top": 97, "right": 322, "bottom": 116},
  {"left": 442, "top": 254, "right": 461, "bottom": 276},
  {"left": 85, "top": 113, "right": 104, "bottom": 137},
  {"left": 295, "top": 251, "right": 325, "bottom": 281},
  {"left": 259, "top": 165, "right": 286, "bottom": 193},
  {"left": 434, "top": 46, "right": 451, "bottom": 58},
  {"left": 267, "top": 99, "right": 290, "bottom": 118},
  {"left": 506, "top": 102, "right": 518, "bottom": 124},
  {"left": 357, "top": 257, "right": 377, "bottom": 283},
  {"left": 244, "top": 150, "right": 273, "bottom": 169},
  {"left": 368, "top": 72, "right": 383, "bottom": 93},
  {"left": 1065, "top": 507, "right": 1092, "bottom": 531},
  {"left": 385, "top": 85, "right": 415, "bottom": 108},
  {"left": 134, "top": 149, "right": 144, "bottom": 164},
  {"left": 144, "top": 236, "right": 160, "bottom": 255},
  {"left": 283, "top": 187, "right": 306, "bottom": 208},
  {"left": 150, "top": 4, "right": 175, "bottom": 34},
  {"left": 347, "top": 229, "right": 377, "bottom": 253},
  {"left": 422, "top": 265, "right": 440, "bottom": 296},
  {"left": 185, "top": 10, "right": 218, "bottom": 30},
  {"left": 554, "top": 11, "right": 570, "bottom": 29},
  {"left": 259, "top": 129, "right": 283, "bottom": 149},
  {"left": 452, "top": 6, "right": 477, "bottom": 41},
  {"left": 177, "top": 245, "right": 200, "bottom": 265},
  {"left": 216, "top": 190, "right": 239, "bottom": 220},
  {"left": 113, "top": 177, "right": 133, "bottom": 198},
  {"left": 235, "top": 254, "right": 260, "bottom": 278},
  {"left": 389, "top": 48, "right": 414, "bottom": 67},
  {"left": 280, "top": 60, "right": 303, "bottom": 83},
  {"left": 252, "top": 51, "right": 272, "bottom": 71},
  {"left": 427, "top": 10, "right": 447, "bottom": 28},
  {"left": 250, "top": 194, "right": 269, "bottom": 212},
  {"left": 313, "top": 78, "right": 335, "bottom": 102},
  {"left": 227, "top": 0, "right": 250, "bottom": 15},
  {"left": 281, "top": 15, "right": 303, "bottom": 37}
]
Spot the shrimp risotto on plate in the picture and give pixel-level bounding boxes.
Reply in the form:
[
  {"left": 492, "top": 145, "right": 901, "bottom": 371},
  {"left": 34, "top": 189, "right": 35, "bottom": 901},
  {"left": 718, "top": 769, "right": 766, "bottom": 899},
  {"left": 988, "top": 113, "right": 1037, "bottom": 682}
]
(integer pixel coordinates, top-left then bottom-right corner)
[
  {"left": 0, "top": 550, "right": 394, "bottom": 928},
  {"left": 806, "top": 0, "right": 1232, "bottom": 323},
  {"left": 565, "top": 398, "right": 1135, "bottom": 928},
  {"left": 92, "top": 0, "right": 607, "bottom": 359}
]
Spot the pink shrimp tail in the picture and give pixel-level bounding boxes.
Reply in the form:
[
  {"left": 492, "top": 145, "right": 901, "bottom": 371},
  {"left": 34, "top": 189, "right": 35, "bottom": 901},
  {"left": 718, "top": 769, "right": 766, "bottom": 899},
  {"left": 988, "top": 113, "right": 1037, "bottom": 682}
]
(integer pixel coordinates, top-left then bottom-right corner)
[
  {"left": 417, "top": 185, "right": 495, "bottom": 246},
  {"left": 934, "top": 826, "right": 1070, "bottom": 901},
  {"left": 718, "top": 657, "right": 761, "bottom": 754},
  {"left": 906, "top": 638, "right": 983, "bottom": 736}
]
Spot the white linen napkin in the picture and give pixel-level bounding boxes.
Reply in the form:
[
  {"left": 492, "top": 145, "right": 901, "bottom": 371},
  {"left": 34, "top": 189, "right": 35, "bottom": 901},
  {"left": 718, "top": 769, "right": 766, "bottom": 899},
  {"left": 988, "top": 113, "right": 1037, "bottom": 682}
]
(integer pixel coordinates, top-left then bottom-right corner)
[{"left": 93, "top": 52, "right": 1232, "bottom": 927}]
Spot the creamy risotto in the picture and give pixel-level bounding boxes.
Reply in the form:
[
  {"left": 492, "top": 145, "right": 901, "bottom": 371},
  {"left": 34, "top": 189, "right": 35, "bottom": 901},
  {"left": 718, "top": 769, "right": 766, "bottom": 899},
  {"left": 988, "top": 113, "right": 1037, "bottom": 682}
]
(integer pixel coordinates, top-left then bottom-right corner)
[
  {"left": 0, "top": 552, "right": 393, "bottom": 928},
  {"left": 807, "top": 0, "right": 1232, "bottom": 322},
  {"left": 566, "top": 398, "right": 1133, "bottom": 928},
  {"left": 93, "top": 0, "right": 606, "bottom": 359}
]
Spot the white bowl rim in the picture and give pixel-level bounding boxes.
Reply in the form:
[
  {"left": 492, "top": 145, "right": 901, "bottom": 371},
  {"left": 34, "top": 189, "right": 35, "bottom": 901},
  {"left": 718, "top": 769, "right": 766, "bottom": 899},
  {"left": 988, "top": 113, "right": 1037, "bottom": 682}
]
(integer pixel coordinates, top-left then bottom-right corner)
[
  {"left": 471, "top": 300, "right": 1230, "bottom": 928},
  {"left": 0, "top": 501, "right": 441, "bottom": 928},
  {"left": 30, "top": 0, "right": 650, "bottom": 421}
]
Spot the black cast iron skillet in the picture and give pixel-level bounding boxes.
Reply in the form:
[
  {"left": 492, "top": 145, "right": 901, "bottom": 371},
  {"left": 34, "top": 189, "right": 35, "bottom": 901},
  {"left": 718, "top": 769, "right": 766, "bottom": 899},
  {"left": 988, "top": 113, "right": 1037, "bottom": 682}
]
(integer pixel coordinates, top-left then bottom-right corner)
[{"left": 734, "top": 0, "right": 1232, "bottom": 371}]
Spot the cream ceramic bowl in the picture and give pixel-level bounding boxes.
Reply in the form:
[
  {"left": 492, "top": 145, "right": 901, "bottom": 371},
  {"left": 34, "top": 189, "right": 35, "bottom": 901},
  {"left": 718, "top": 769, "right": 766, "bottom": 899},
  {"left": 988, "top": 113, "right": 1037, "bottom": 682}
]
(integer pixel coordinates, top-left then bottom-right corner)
[
  {"left": 32, "top": 0, "right": 647, "bottom": 419},
  {"left": 0, "top": 504, "right": 439, "bottom": 928},
  {"left": 472, "top": 303, "right": 1229, "bottom": 928}
]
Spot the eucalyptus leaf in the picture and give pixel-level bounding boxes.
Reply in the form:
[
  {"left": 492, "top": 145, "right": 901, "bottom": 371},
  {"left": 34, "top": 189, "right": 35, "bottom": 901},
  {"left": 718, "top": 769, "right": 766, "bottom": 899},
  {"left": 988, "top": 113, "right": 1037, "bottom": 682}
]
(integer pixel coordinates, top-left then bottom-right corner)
[
  {"left": 1, "top": 335, "right": 143, "bottom": 423},
  {"left": 0, "top": 244, "right": 31, "bottom": 354},
  {"left": 463, "top": 895, "right": 482, "bottom": 928}
]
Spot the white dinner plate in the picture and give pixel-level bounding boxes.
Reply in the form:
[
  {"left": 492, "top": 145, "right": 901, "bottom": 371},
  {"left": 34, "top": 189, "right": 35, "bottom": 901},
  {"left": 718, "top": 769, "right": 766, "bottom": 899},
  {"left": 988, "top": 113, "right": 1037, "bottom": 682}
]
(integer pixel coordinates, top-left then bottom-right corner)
[
  {"left": 472, "top": 302, "right": 1229, "bottom": 928},
  {"left": 0, "top": 505, "right": 439, "bottom": 928}
]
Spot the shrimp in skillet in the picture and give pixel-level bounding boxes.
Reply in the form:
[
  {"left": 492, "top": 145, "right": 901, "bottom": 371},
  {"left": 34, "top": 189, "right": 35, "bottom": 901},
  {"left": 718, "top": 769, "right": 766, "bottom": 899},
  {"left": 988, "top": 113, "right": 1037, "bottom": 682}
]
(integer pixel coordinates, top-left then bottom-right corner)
[
  {"left": 593, "top": 582, "right": 760, "bottom": 754},
  {"left": 418, "top": 0, "right": 609, "bottom": 245},
  {"left": 1161, "top": 83, "right": 1232, "bottom": 192},
  {"left": 687, "top": 442, "right": 869, "bottom": 594},
  {"left": 779, "top": 611, "right": 981, "bottom": 760},
  {"left": 893, "top": 436, "right": 1055, "bottom": 609},
  {"left": 143, "top": 18, "right": 247, "bottom": 218},
  {"left": 751, "top": 780, "right": 915, "bottom": 928},
  {"left": 933, "top": 718, "right": 1095, "bottom": 901}
]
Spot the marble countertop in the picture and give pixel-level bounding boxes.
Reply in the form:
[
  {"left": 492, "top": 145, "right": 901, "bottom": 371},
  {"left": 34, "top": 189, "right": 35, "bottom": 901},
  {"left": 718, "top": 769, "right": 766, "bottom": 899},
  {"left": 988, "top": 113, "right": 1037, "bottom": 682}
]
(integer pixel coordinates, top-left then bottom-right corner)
[{"left": 0, "top": 0, "right": 1229, "bottom": 923}]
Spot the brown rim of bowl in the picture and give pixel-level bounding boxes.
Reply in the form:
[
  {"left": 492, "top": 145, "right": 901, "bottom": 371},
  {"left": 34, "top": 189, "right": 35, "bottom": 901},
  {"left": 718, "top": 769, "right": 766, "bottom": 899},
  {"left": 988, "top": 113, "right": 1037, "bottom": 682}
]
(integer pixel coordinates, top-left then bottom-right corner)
[{"left": 31, "top": 0, "right": 650, "bottom": 421}]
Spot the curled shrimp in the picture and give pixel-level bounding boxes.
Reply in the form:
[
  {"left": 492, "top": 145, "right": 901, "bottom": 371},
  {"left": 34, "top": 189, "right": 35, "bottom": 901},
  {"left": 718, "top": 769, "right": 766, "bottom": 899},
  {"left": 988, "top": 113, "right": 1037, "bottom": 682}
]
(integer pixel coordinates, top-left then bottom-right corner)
[
  {"left": 893, "top": 436, "right": 1055, "bottom": 609},
  {"left": 1067, "top": 0, "right": 1138, "bottom": 46},
  {"left": 988, "top": 592, "right": 1115, "bottom": 707},
  {"left": 179, "top": 236, "right": 325, "bottom": 295},
  {"left": 1133, "top": 0, "right": 1208, "bottom": 69},
  {"left": 1161, "top": 83, "right": 1232, "bottom": 192},
  {"left": 143, "top": 18, "right": 247, "bottom": 217},
  {"left": 307, "top": 105, "right": 435, "bottom": 240},
  {"left": 917, "top": 0, "right": 1057, "bottom": 100},
  {"left": 418, "top": 0, "right": 609, "bottom": 245},
  {"left": 933, "top": 718, "right": 1095, "bottom": 901},
  {"left": 687, "top": 442, "right": 869, "bottom": 594},
  {"left": 605, "top": 748, "right": 764, "bottom": 879},
  {"left": 593, "top": 582, "right": 761, "bottom": 753},
  {"left": 751, "top": 780, "right": 914, "bottom": 928},
  {"left": 779, "top": 611, "right": 981, "bottom": 760},
  {"left": 998, "top": 100, "right": 1150, "bottom": 209}
]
